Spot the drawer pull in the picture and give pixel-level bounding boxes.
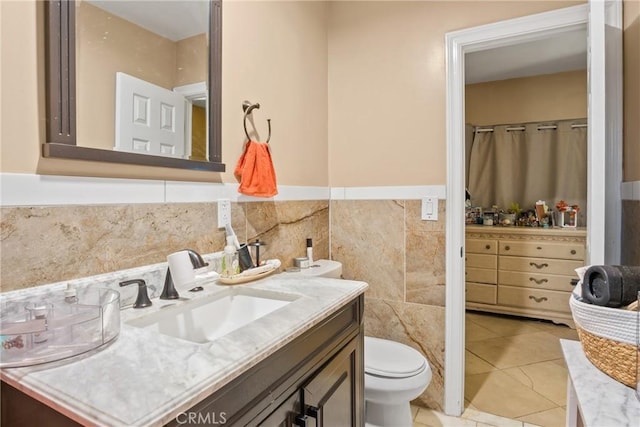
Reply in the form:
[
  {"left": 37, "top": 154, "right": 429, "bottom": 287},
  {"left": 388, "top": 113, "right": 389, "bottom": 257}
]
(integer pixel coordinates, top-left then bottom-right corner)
[
  {"left": 485, "top": 244, "right": 491, "bottom": 250},
  {"left": 529, "top": 295, "right": 548, "bottom": 303},
  {"left": 536, "top": 246, "right": 542, "bottom": 250},
  {"left": 505, "top": 245, "right": 510, "bottom": 251},
  {"left": 571, "top": 249, "right": 577, "bottom": 255},
  {"left": 529, "top": 277, "right": 549, "bottom": 284},
  {"left": 529, "top": 262, "right": 549, "bottom": 269}
]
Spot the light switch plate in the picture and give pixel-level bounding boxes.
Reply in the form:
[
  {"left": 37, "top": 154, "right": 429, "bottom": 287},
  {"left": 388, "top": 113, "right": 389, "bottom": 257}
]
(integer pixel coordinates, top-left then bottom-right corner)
[
  {"left": 421, "top": 197, "right": 438, "bottom": 221},
  {"left": 217, "top": 199, "right": 231, "bottom": 228}
]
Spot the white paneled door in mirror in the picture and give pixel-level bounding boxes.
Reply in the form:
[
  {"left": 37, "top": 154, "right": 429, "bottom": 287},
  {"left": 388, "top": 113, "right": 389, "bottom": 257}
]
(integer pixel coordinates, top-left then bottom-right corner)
[{"left": 115, "top": 72, "right": 187, "bottom": 158}]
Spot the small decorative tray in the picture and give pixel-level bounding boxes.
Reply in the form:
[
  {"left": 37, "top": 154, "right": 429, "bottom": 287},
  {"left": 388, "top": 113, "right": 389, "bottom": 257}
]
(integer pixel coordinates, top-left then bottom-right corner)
[
  {"left": 0, "top": 288, "right": 120, "bottom": 368},
  {"left": 218, "top": 265, "right": 277, "bottom": 285}
]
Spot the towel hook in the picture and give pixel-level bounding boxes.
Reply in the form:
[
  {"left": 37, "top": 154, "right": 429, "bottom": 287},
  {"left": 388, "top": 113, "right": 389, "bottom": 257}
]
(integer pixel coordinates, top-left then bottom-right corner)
[{"left": 242, "top": 100, "right": 271, "bottom": 143}]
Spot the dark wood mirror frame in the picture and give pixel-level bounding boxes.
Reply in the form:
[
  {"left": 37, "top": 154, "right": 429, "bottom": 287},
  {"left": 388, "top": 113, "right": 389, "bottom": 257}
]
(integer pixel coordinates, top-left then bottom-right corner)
[{"left": 43, "top": 0, "right": 225, "bottom": 172}]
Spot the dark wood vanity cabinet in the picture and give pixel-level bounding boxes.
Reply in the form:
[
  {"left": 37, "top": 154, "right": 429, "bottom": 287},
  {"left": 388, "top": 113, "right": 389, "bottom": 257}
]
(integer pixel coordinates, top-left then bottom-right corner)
[{"left": 167, "top": 295, "right": 365, "bottom": 427}]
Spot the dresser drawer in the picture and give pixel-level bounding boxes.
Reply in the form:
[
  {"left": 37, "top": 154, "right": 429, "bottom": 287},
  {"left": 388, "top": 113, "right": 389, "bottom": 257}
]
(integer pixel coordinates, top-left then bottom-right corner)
[
  {"left": 499, "top": 240, "right": 584, "bottom": 260},
  {"left": 466, "top": 239, "right": 498, "bottom": 255},
  {"left": 466, "top": 253, "right": 497, "bottom": 269},
  {"left": 466, "top": 282, "right": 497, "bottom": 304},
  {"left": 499, "top": 256, "right": 582, "bottom": 276},
  {"left": 499, "top": 270, "right": 575, "bottom": 292},
  {"left": 498, "top": 285, "right": 571, "bottom": 313},
  {"left": 466, "top": 267, "right": 497, "bottom": 284}
]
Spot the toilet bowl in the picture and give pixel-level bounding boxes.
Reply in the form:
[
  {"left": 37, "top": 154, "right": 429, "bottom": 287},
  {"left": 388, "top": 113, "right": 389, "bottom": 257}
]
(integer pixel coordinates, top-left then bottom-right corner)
[
  {"left": 364, "top": 337, "right": 431, "bottom": 427},
  {"left": 282, "top": 260, "right": 432, "bottom": 426}
]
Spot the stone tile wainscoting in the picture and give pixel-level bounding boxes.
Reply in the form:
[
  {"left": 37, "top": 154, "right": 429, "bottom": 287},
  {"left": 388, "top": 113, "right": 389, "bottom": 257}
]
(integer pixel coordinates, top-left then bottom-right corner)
[
  {"left": 331, "top": 199, "right": 446, "bottom": 410},
  {"left": 0, "top": 201, "right": 329, "bottom": 293}
]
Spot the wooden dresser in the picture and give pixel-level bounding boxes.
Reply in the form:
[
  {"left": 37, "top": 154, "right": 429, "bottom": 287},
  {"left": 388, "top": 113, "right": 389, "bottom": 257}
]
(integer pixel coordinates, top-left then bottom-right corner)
[{"left": 465, "top": 225, "right": 586, "bottom": 327}]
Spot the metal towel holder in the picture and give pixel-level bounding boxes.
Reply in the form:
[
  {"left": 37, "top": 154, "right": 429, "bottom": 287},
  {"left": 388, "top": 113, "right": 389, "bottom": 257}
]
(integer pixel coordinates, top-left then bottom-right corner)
[{"left": 242, "top": 100, "right": 271, "bottom": 143}]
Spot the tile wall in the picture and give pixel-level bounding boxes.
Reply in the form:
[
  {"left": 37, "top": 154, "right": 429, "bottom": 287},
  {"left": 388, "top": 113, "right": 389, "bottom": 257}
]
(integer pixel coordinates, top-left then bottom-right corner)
[
  {"left": 0, "top": 201, "right": 329, "bottom": 292},
  {"left": 331, "top": 199, "right": 446, "bottom": 410}
]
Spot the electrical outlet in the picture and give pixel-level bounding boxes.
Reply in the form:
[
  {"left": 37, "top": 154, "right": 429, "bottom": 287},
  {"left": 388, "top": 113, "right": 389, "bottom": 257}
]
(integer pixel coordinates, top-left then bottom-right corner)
[{"left": 217, "top": 199, "right": 231, "bottom": 228}]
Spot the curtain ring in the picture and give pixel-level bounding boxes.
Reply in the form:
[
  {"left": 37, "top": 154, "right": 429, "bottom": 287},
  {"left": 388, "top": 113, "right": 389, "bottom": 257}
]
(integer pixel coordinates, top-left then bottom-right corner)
[{"left": 242, "top": 101, "right": 271, "bottom": 143}]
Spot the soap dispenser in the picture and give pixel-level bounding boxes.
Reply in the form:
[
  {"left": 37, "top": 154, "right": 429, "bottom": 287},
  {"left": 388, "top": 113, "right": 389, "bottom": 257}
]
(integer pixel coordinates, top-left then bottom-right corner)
[{"left": 221, "top": 236, "right": 239, "bottom": 278}]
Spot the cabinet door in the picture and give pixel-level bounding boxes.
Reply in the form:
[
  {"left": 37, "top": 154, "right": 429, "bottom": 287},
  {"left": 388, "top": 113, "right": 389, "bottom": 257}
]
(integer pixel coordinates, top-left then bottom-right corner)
[
  {"left": 259, "top": 391, "right": 301, "bottom": 427},
  {"left": 299, "top": 336, "right": 362, "bottom": 427}
]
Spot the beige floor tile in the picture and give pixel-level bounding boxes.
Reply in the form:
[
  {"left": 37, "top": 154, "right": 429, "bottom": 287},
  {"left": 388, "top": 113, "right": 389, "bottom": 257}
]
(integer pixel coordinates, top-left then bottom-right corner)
[
  {"left": 517, "top": 407, "right": 566, "bottom": 427},
  {"left": 502, "top": 361, "right": 568, "bottom": 406},
  {"left": 411, "top": 404, "right": 420, "bottom": 420},
  {"left": 414, "top": 408, "right": 477, "bottom": 427},
  {"left": 413, "top": 422, "right": 431, "bottom": 427},
  {"left": 530, "top": 322, "right": 579, "bottom": 340},
  {"left": 461, "top": 407, "right": 524, "bottom": 426},
  {"left": 466, "top": 350, "right": 497, "bottom": 375},
  {"left": 466, "top": 331, "right": 563, "bottom": 369},
  {"left": 466, "top": 312, "right": 542, "bottom": 337},
  {"left": 465, "top": 370, "right": 557, "bottom": 419},
  {"left": 466, "top": 317, "right": 501, "bottom": 342}
]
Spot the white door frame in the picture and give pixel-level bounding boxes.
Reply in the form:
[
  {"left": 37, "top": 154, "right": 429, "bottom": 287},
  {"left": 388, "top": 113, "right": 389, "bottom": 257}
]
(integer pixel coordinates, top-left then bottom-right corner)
[{"left": 444, "top": 4, "right": 595, "bottom": 416}]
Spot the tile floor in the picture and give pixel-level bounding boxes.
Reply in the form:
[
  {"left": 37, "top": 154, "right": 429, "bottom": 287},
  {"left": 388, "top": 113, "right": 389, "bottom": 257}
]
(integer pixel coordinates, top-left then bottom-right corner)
[{"left": 411, "top": 311, "right": 579, "bottom": 427}]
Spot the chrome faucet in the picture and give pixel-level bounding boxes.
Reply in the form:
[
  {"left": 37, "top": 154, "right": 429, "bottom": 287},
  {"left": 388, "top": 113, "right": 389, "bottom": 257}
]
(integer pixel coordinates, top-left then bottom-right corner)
[{"left": 160, "top": 249, "right": 208, "bottom": 300}]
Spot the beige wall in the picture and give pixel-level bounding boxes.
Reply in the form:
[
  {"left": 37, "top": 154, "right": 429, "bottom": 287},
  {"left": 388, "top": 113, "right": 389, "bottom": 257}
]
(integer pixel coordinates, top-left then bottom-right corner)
[
  {"left": 327, "top": 1, "right": 584, "bottom": 187},
  {"left": 624, "top": 0, "right": 640, "bottom": 182},
  {"left": 0, "top": 1, "right": 329, "bottom": 186},
  {"left": 222, "top": 1, "right": 329, "bottom": 186},
  {"left": 465, "top": 70, "right": 587, "bottom": 125}
]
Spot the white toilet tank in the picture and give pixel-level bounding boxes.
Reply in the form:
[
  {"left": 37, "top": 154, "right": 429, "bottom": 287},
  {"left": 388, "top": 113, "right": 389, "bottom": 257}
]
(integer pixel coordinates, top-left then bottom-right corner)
[{"left": 282, "top": 259, "right": 342, "bottom": 279}]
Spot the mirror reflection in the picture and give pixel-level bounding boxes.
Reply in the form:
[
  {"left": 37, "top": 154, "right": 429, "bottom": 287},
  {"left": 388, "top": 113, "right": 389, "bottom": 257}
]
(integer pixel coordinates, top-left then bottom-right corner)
[{"left": 75, "top": 0, "right": 209, "bottom": 161}]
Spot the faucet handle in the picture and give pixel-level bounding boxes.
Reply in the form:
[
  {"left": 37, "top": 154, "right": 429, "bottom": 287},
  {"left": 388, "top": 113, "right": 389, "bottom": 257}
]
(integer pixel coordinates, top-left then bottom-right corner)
[
  {"left": 119, "top": 279, "right": 152, "bottom": 308},
  {"left": 160, "top": 269, "right": 180, "bottom": 300}
]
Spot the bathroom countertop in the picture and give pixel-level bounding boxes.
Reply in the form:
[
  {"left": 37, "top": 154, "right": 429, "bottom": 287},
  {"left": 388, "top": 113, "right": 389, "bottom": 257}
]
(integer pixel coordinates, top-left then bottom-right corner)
[
  {"left": 0, "top": 274, "right": 368, "bottom": 426},
  {"left": 561, "top": 339, "right": 640, "bottom": 427}
]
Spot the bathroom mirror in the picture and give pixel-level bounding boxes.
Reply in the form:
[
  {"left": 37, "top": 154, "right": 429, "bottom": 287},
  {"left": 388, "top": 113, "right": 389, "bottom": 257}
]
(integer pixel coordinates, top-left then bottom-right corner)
[{"left": 44, "top": 0, "right": 224, "bottom": 172}]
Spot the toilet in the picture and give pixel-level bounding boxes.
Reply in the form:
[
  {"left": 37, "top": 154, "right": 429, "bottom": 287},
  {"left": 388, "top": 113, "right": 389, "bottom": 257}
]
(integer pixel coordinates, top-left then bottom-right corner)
[
  {"left": 364, "top": 337, "right": 431, "bottom": 427},
  {"left": 283, "top": 260, "right": 432, "bottom": 427}
]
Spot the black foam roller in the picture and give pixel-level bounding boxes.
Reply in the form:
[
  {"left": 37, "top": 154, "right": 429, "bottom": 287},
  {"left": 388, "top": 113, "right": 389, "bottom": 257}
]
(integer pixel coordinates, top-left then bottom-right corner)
[{"left": 582, "top": 265, "right": 640, "bottom": 307}]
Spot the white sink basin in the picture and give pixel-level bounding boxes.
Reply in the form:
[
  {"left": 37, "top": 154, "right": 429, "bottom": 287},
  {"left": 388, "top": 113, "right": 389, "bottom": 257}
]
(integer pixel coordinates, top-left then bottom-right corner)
[{"left": 126, "top": 288, "right": 299, "bottom": 343}]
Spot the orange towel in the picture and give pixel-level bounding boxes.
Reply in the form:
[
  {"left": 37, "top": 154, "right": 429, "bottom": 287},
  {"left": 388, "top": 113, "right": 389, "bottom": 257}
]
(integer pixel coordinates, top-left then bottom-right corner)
[{"left": 234, "top": 141, "right": 278, "bottom": 197}]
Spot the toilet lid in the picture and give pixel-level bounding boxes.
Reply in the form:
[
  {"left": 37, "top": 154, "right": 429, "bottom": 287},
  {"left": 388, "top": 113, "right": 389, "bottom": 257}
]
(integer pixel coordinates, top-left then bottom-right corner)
[{"left": 364, "top": 337, "right": 426, "bottom": 378}]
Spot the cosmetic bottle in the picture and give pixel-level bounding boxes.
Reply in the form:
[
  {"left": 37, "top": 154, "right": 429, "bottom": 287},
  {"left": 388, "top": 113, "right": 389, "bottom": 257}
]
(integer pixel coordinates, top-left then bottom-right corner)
[{"left": 306, "top": 238, "right": 314, "bottom": 265}]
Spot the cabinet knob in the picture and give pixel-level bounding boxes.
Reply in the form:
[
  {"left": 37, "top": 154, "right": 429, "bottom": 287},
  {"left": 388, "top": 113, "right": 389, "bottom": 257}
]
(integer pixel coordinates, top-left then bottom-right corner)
[
  {"left": 571, "top": 249, "right": 576, "bottom": 255},
  {"left": 529, "top": 262, "right": 548, "bottom": 269},
  {"left": 528, "top": 295, "right": 548, "bottom": 303},
  {"left": 529, "top": 277, "right": 549, "bottom": 285},
  {"left": 505, "top": 245, "right": 510, "bottom": 251},
  {"left": 536, "top": 246, "right": 542, "bottom": 250},
  {"left": 485, "top": 244, "right": 491, "bottom": 250}
]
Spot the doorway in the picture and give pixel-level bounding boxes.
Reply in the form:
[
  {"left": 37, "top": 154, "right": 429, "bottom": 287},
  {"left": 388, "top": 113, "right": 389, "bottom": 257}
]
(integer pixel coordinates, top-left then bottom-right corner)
[{"left": 443, "top": 1, "right": 622, "bottom": 417}]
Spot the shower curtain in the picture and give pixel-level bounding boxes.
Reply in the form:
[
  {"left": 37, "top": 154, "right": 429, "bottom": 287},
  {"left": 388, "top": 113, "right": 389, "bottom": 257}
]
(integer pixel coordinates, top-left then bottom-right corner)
[{"left": 467, "top": 119, "right": 587, "bottom": 220}]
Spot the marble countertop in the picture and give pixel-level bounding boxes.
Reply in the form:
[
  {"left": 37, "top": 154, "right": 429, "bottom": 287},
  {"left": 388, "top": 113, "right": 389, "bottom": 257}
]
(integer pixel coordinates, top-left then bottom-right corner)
[
  {"left": 1, "top": 273, "right": 368, "bottom": 426},
  {"left": 561, "top": 339, "right": 640, "bottom": 426}
]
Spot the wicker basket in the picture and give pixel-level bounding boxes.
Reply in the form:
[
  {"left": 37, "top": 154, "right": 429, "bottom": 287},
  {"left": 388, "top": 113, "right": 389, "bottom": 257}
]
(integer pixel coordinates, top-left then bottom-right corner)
[{"left": 569, "top": 295, "right": 639, "bottom": 388}]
